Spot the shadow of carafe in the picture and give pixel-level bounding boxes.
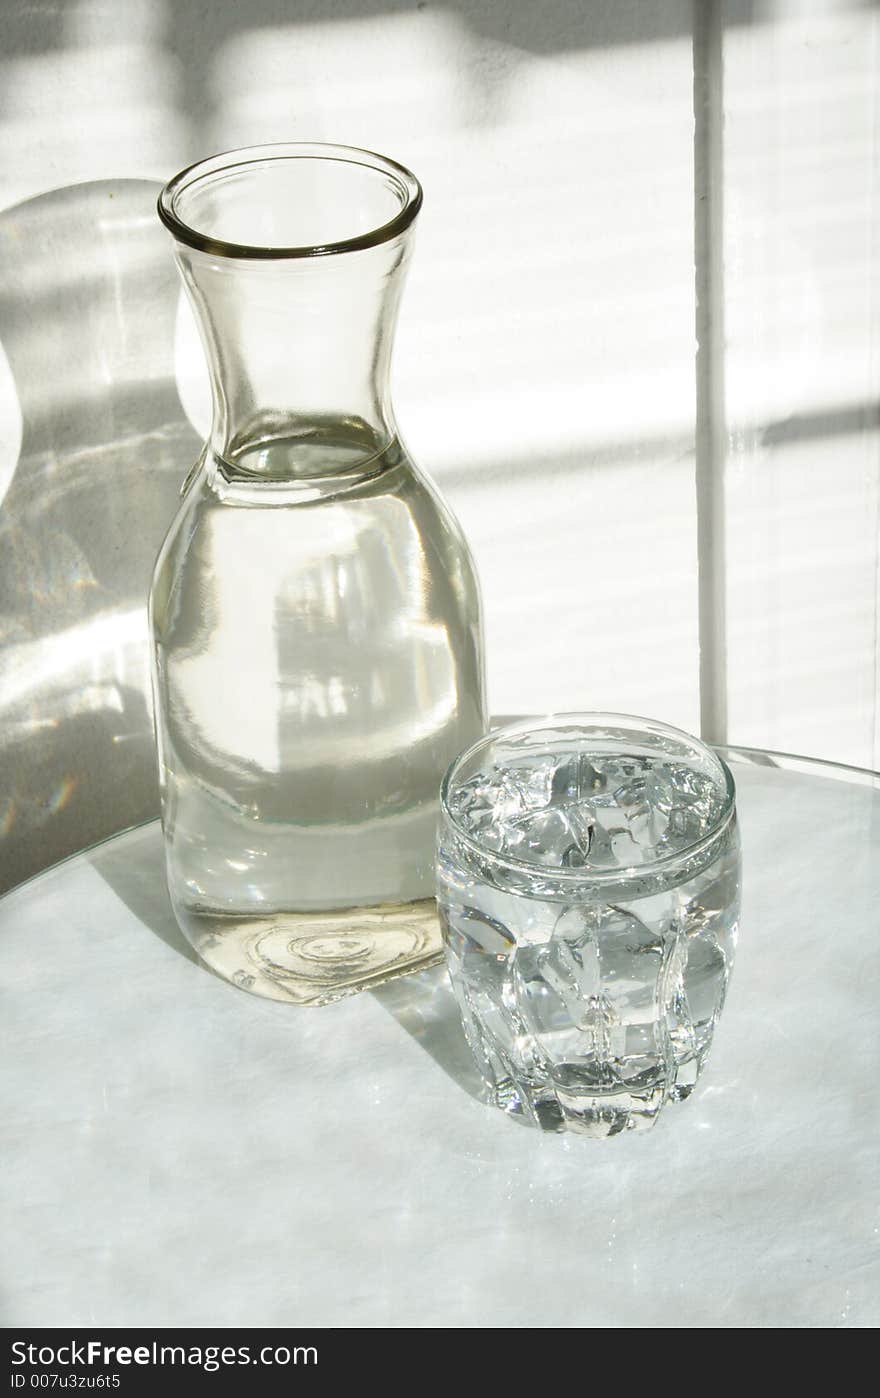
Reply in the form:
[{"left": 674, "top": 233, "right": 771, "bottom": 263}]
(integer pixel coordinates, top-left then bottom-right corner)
[
  {"left": 87, "top": 822, "right": 199, "bottom": 968},
  {"left": 0, "top": 179, "right": 202, "bottom": 893},
  {"left": 87, "top": 804, "right": 487, "bottom": 1101},
  {"left": 89, "top": 817, "right": 487, "bottom": 1091}
]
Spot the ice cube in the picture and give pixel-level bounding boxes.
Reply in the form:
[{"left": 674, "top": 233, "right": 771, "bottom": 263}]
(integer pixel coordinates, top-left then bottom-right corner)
[
  {"left": 645, "top": 763, "right": 678, "bottom": 817},
  {"left": 453, "top": 768, "right": 528, "bottom": 837},
  {"left": 610, "top": 827, "right": 646, "bottom": 866},
  {"left": 613, "top": 775, "right": 649, "bottom": 814},
  {"left": 550, "top": 755, "right": 582, "bottom": 804},
  {"left": 643, "top": 761, "right": 724, "bottom": 852},
  {"left": 502, "top": 806, "right": 582, "bottom": 868},
  {"left": 561, "top": 803, "right": 595, "bottom": 865},
  {"left": 504, "top": 757, "right": 557, "bottom": 811},
  {"left": 551, "top": 753, "right": 614, "bottom": 806},
  {"left": 578, "top": 819, "right": 619, "bottom": 868}
]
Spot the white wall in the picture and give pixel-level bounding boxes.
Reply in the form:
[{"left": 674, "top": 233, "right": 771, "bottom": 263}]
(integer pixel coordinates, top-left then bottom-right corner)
[
  {"left": 0, "top": 0, "right": 876, "bottom": 767},
  {"left": 722, "top": 0, "right": 880, "bottom": 769}
]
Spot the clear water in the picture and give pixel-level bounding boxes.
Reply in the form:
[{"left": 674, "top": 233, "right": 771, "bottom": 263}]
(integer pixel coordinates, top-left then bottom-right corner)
[
  {"left": 437, "top": 749, "right": 740, "bottom": 1136},
  {"left": 150, "top": 427, "right": 485, "bottom": 1004}
]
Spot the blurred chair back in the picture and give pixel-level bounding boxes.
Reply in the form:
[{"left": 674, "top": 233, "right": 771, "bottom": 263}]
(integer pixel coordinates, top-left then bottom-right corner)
[{"left": 0, "top": 180, "right": 199, "bottom": 893}]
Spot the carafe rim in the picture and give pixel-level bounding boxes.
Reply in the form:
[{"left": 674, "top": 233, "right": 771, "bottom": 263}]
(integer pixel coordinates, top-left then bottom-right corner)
[{"left": 158, "top": 141, "right": 423, "bottom": 261}]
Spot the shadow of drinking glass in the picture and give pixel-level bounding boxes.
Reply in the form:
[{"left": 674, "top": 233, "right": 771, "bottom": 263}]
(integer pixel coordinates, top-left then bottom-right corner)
[{"left": 371, "top": 961, "right": 487, "bottom": 1103}]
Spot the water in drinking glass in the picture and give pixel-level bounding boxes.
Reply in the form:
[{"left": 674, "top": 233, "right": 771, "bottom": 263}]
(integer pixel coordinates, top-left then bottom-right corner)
[{"left": 436, "top": 716, "right": 741, "bottom": 1137}]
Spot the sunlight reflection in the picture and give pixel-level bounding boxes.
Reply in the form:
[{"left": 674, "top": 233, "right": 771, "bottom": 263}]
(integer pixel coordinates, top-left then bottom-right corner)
[
  {"left": 46, "top": 774, "right": 78, "bottom": 815},
  {"left": 0, "top": 0, "right": 875, "bottom": 879},
  {"left": 0, "top": 334, "right": 22, "bottom": 511},
  {"left": 168, "top": 491, "right": 459, "bottom": 774},
  {"left": 0, "top": 607, "right": 147, "bottom": 712},
  {"left": 723, "top": 6, "right": 880, "bottom": 766},
  {"left": 203, "top": 20, "right": 697, "bottom": 469},
  {"left": 199, "top": 19, "right": 701, "bottom": 728},
  {"left": 0, "top": 172, "right": 199, "bottom": 890},
  {"left": 208, "top": 12, "right": 465, "bottom": 147},
  {"left": 0, "top": 0, "right": 185, "bottom": 209}
]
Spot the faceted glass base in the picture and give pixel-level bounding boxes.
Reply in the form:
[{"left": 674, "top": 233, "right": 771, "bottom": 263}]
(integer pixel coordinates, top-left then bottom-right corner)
[
  {"left": 479, "top": 1065, "right": 695, "bottom": 1138},
  {"left": 177, "top": 898, "right": 443, "bottom": 1005}
]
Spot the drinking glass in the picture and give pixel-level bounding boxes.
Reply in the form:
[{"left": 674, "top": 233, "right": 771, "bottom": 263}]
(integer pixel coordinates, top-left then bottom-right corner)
[{"left": 436, "top": 714, "right": 741, "bottom": 1137}]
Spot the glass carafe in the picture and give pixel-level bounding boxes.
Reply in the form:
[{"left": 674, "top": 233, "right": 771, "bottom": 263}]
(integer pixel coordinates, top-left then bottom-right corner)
[{"left": 150, "top": 144, "right": 486, "bottom": 1004}]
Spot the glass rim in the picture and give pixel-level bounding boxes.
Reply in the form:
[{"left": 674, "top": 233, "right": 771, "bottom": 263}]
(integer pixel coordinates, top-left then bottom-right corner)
[
  {"left": 157, "top": 141, "right": 423, "bottom": 261},
  {"left": 439, "top": 711, "right": 738, "bottom": 886}
]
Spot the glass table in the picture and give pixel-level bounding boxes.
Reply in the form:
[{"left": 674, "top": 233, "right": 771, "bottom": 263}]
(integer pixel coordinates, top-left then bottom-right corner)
[{"left": 1, "top": 748, "right": 878, "bottom": 1327}]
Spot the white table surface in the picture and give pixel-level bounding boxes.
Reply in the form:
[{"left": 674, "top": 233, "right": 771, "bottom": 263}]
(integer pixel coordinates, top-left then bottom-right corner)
[{"left": 2, "top": 752, "right": 878, "bottom": 1329}]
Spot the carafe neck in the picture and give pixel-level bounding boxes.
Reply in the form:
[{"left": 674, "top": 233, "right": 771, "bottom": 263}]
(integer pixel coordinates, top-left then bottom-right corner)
[
  {"left": 158, "top": 143, "right": 422, "bottom": 482},
  {"left": 175, "top": 234, "right": 412, "bottom": 480}
]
